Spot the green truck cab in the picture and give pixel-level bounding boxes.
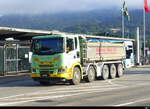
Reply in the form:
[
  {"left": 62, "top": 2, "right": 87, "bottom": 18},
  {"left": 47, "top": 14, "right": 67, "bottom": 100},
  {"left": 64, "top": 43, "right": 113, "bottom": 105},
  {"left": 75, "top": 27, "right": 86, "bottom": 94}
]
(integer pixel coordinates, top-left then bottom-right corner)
[{"left": 31, "top": 34, "right": 83, "bottom": 85}]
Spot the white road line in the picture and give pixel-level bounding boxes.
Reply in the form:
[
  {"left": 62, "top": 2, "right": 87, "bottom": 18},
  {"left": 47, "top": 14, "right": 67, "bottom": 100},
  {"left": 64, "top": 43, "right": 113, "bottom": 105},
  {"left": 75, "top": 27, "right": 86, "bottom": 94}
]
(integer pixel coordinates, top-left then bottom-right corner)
[
  {"left": 0, "top": 79, "right": 127, "bottom": 106},
  {"left": 0, "top": 85, "right": 127, "bottom": 101},
  {"left": 0, "top": 86, "right": 127, "bottom": 106},
  {"left": 0, "top": 84, "right": 123, "bottom": 100},
  {"left": 0, "top": 92, "right": 83, "bottom": 106},
  {"left": 38, "top": 85, "right": 121, "bottom": 93},
  {"left": 14, "top": 87, "right": 129, "bottom": 100},
  {"left": 114, "top": 98, "right": 150, "bottom": 106},
  {"left": 107, "top": 80, "right": 125, "bottom": 87}
]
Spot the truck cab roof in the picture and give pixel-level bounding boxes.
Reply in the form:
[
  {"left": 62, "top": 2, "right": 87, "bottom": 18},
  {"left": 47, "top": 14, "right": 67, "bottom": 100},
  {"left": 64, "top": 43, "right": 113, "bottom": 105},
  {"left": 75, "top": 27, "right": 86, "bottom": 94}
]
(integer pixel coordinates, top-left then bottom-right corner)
[{"left": 32, "top": 35, "right": 63, "bottom": 39}]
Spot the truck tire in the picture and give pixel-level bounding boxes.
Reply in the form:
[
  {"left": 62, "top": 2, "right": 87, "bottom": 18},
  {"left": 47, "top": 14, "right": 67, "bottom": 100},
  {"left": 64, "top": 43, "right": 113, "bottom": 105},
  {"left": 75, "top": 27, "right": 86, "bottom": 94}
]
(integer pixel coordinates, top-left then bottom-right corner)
[
  {"left": 70, "top": 67, "right": 81, "bottom": 85},
  {"left": 117, "top": 64, "right": 123, "bottom": 77},
  {"left": 85, "top": 66, "right": 96, "bottom": 82},
  {"left": 101, "top": 65, "right": 109, "bottom": 80},
  {"left": 109, "top": 64, "right": 116, "bottom": 79}
]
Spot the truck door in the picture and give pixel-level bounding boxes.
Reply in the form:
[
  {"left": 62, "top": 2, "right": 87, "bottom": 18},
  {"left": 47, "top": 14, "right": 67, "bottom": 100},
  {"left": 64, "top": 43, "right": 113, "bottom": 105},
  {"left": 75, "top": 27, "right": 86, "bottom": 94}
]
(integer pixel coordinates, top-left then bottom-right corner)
[
  {"left": 124, "top": 41, "right": 135, "bottom": 68},
  {"left": 66, "top": 37, "right": 80, "bottom": 67}
]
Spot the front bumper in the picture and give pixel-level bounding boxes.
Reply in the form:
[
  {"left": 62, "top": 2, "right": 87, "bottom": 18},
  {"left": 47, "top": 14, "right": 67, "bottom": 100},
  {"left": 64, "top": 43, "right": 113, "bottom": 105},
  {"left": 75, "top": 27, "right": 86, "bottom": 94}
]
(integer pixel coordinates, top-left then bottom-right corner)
[
  {"left": 31, "top": 72, "right": 72, "bottom": 80},
  {"left": 32, "top": 76, "right": 67, "bottom": 83}
]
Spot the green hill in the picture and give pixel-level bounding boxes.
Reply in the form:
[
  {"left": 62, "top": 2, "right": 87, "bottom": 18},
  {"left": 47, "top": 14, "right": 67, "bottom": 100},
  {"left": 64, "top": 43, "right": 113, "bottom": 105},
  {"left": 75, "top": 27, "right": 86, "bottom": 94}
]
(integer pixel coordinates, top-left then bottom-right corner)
[{"left": 0, "top": 9, "right": 150, "bottom": 39}]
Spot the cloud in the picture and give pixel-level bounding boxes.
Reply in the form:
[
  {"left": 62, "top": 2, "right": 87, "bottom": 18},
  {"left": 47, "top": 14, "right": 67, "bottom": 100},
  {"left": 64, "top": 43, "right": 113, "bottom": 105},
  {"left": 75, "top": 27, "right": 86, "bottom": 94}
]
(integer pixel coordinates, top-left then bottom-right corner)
[{"left": 0, "top": 0, "right": 145, "bottom": 15}]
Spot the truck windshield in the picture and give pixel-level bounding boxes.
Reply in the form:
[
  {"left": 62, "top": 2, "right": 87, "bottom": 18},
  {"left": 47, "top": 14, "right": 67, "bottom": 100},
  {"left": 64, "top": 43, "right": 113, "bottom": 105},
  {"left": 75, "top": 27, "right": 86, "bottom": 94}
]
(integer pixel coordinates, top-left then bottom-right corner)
[{"left": 32, "top": 37, "right": 64, "bottom": 55}]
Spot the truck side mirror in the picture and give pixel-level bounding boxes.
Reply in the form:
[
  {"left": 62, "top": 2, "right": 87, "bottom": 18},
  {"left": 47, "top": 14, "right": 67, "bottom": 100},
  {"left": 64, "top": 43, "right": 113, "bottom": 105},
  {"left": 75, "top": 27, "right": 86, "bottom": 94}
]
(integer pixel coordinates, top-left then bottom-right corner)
[{"left": 28, "top": 52, "right": 33, "bottom": 63}]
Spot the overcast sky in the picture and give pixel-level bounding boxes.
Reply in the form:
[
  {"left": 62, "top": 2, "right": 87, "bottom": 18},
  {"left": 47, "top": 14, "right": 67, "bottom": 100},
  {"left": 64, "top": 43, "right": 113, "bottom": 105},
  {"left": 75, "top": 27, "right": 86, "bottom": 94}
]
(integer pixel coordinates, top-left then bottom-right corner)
[{"left": 0, "top": 0, "right": 145, "bottom": 15}]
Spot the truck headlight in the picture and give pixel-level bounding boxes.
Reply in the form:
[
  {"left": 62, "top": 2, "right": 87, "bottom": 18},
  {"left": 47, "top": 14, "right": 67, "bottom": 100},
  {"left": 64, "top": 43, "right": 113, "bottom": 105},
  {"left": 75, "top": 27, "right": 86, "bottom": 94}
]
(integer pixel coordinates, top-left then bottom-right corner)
[{"left": 32, "top": 68, "right": 36, "bottom": 73}]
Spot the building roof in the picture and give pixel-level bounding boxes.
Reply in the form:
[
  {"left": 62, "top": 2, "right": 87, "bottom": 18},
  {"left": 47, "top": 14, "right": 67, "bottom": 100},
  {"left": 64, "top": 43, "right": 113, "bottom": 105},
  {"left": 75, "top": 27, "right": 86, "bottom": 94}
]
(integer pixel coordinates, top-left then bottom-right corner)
[
  {"left": 0, "top": 27, "right": 53, "bottom": 40},
  {"left": 0, "top": 27, "right": 135, "bottom": 41}
]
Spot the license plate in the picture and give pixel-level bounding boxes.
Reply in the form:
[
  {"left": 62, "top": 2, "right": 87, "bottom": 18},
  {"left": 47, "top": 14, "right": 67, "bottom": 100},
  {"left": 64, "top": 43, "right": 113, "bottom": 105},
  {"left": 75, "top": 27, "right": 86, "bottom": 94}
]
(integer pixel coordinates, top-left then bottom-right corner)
[{"left": 41, "top": 74, "right": 48, "bottom": 77}]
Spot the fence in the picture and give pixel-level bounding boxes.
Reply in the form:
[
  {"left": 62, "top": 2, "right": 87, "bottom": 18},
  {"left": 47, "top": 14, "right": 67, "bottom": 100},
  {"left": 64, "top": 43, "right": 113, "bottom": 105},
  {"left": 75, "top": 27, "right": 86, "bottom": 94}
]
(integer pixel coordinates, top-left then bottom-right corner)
[
  {"left": 0, "top": 41, "right": 31, "bottom": 76},
  {"left": 140, "top": 56, "right": 150, "bottom": 65}
]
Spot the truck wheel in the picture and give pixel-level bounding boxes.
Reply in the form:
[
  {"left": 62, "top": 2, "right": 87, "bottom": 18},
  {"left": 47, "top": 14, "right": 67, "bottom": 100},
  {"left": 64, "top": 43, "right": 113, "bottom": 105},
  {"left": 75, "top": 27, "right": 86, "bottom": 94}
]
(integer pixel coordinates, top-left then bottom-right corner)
[
  {"left": 109, "top": 64, "right": 116, "bottom": 79},
  {"left": 85, "top": 66, "right": 96, "bottom": 82},
  {"left": 39, "top": 81, "right": 50, "bottom": 86},
  {"left": 70, "top": 67, "right": 81, "bottom": 85},
  {"left": 117, "top": 64, "right": 123, "bottom": 77},
  {"left": 102, "top": 65, "right": 109, "bottom": 80}
]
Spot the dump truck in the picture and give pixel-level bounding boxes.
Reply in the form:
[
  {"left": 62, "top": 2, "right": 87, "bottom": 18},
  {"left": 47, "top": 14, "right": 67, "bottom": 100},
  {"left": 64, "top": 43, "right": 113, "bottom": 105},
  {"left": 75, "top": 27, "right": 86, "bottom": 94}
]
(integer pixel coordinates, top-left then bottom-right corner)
[{"left": 30, "top": 33, "right": 132, "bottom": 85}]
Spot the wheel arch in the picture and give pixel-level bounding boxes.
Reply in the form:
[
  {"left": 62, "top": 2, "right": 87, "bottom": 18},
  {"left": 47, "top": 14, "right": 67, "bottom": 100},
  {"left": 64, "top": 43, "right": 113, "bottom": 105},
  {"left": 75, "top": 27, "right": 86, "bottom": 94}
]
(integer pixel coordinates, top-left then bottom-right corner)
[{"left": 71, "top": 63, "right": 83, "bottom": 79}]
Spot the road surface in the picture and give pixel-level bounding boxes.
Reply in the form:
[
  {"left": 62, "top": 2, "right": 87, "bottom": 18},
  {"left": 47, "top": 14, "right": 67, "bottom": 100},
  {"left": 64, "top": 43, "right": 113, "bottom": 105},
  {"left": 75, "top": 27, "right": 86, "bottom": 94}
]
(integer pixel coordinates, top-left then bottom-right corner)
[{"left": 0, "top": 65, "right": 150, "bottom": 107}]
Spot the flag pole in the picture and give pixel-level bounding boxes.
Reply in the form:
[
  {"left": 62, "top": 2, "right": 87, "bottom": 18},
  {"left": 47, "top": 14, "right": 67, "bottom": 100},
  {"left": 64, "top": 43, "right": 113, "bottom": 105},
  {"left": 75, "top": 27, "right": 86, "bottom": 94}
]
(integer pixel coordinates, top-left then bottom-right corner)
[
  {"left": 143, "top": 2, "right": 146, "bottom": 57},
  {"left": 122, "top": 1, "right": 125, "bottom": 38},
  {"left": 122, "top": 10, "right": 125, "bottom": 38}
]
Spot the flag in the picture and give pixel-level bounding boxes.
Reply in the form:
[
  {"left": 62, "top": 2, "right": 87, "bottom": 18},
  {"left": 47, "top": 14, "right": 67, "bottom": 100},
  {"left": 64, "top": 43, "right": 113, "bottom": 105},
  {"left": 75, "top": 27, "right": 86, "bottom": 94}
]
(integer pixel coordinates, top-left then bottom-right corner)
[
  {"left": 144, "top": 0, "right": 149, "bottom": 13},
  {"left": 123, "top": 0, "right": 130, "bottom": 21}
]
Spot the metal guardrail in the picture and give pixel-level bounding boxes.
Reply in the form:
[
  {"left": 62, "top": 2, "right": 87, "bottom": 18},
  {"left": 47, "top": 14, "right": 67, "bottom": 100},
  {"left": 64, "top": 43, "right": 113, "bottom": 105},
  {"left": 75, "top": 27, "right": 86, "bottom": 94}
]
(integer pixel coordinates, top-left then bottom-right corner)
[{"left": 140, "top": 56, "right": 150, "bottom": 65}]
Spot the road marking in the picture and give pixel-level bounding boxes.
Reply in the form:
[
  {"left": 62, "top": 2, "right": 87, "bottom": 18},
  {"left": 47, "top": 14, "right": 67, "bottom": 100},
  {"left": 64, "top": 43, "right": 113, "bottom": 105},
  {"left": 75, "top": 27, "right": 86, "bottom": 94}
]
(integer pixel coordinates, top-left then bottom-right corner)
[
  {"left": 0, "top": 79, "right": 127, "bottom": 106},
  {"left": 107, "top": 80, "right": 125, "bottom": 87},
  {"left": 0, "top": 88, "right": 126, "bottom": 106},
  {"left": 0, "top": 86, "right": 127, "bottom": 106},
  {"left": 0, "top": 85, "right": 127, "bottom": 100},
  {"left": 0, "top": 92, "right": 84, "bottom": 106},
  {"left": 114, "top": 98, "right": 150, "bottom": 106},
  {"left": 0, "top": 82, "right": 124, "bottom": 101}
]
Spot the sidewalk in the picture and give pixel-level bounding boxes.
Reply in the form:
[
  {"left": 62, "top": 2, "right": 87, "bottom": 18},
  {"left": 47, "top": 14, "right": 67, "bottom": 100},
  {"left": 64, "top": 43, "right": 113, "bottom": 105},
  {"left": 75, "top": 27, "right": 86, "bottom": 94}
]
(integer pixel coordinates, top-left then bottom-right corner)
[
  {"left": 134, "top": 64, "right": 150, "bottom": 68},
  {"left": 0, "top": 72, "right": 30, "bottom": 84}
]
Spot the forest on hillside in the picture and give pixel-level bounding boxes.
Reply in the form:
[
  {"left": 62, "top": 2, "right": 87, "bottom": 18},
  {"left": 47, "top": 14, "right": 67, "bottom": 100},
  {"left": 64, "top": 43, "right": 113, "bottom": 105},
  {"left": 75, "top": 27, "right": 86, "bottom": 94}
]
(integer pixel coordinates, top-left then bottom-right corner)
[{"left": 0, "top": 9, "right": 150, "bottom": 40}]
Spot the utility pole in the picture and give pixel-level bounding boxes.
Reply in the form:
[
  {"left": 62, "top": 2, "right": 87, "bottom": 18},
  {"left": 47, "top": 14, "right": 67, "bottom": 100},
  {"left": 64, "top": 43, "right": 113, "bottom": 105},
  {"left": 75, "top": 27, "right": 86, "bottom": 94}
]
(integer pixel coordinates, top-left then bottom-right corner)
[{"left": 136, "top": 27, "right": 141, "bottom": 65}]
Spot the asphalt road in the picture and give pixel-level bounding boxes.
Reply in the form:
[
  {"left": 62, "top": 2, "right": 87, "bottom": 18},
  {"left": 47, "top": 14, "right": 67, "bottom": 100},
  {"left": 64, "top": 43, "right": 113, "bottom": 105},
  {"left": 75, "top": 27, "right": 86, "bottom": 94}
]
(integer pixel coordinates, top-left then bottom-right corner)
[{"left": 0, "top": 65, "right": 150, "bottom": 107}]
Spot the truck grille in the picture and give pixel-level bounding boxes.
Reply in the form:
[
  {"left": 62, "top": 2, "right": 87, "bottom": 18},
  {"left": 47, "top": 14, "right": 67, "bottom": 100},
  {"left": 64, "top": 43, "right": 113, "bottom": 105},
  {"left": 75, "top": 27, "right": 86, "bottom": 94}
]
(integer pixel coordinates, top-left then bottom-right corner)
[
  {"left": 39, "top": 65, "right": 54, "bottom": 67},
  {"left": 40, "top": 70, "right": 53, "bottom": 74}
]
